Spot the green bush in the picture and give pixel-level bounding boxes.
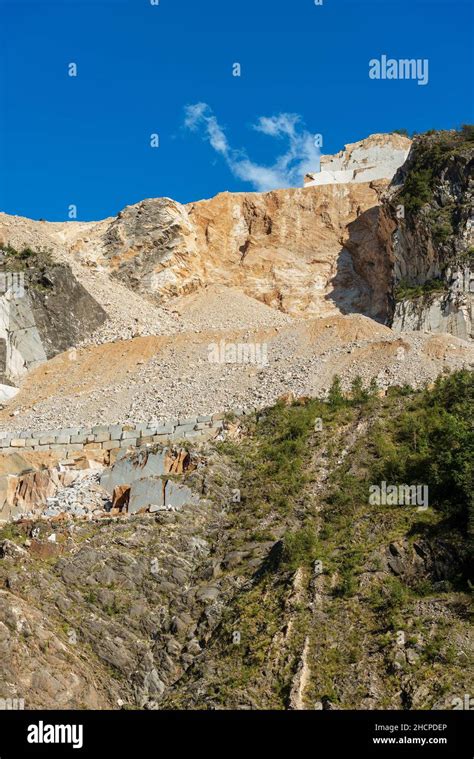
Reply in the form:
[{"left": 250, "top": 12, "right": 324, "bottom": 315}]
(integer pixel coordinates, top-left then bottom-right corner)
[
  {"left": 399, "top": 168, "right": 433, "bottom": 214},
  {"left": 281, "top": 526, "right": 318, "bottom": 570},
  {"left": 328, "top": 375, "right": 345, "bottom": 408},
  {"left": 351, "top": 375, "right": 369, "bottom": 405},
  {"left": 0, "top": 244, "right": 53, "bottom": 270},
  {"left": 460, "top": 124, "right": 474, "bottom": 141},
  {"left": 394, "top": 278, "right": 447, "bottom": 302}
]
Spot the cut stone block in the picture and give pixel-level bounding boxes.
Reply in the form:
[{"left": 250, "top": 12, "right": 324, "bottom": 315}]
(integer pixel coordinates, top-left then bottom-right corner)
[
  {"left": 155, "top": 424, "right": 174, "bottom": 435},
  {"left": 56, "top": 434, "right": 71, "bottom": 445},
  {"left": 174, "top": 423, "right": 196, "bottom": 435},
  {"left": 121, "top": 430, "right": 137, "bottom": 440},
  {"left": 103, "top": 440, "right": 120, "bottom": 450},
  {"left": 108, "top": 425, "right": 123, "bottom": 440},
  {"left": 70, "top": 433, "right": 88, "bottom": 444},
  {"left": 93, "top": 433, "right": 110, "bottom": 443}
]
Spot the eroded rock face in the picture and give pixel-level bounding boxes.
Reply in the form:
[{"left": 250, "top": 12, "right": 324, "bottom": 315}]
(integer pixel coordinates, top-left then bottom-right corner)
[
  {"left": 45, "top": 135, "right": 409, "bottom": 322},
  {"left": 0, "top": 450, "right": 109, "bottom": 522},
  {"left": 392, "top": 292, "right": 473, "bottom": 340},
  {"left": 0, "top": 130, "right": 470, "bottom": 343},
  {"left": 76, "top": 182, "right": 392, "bottom": 321}
]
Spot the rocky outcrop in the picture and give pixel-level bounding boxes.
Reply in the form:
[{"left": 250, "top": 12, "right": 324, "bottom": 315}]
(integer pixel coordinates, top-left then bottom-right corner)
[
  {"left": 66, "top": 183, "right": 392, "bottom": 321},
  {"left": 101, "top": 446, "right": 200, "bottom": 515},
  {"left": 383, "top": 129, "right": 474, "bottom": 338},
  {"left": 304, "top": 132, "right": 411, "bottom": 187},
  {"left": 0, "top": 258, "right": 107, "bottom": 382},
  {"left": 0, "top": 135, "right": 409, "bottom": 323},
  {"left": 27, "top": 265, "right": 107, "bottom": 359},
  {"left": 0, "top": 288, "right": 47, "bottom": 382},
  {"left": 392, "top": 291, "right": 473, "bottom": 340},
  {"left": 0, "top": 130, "right": 471, "bottom": 345},
  {"left": 0, "top": 450, "right": 107, "bottom": 522}
]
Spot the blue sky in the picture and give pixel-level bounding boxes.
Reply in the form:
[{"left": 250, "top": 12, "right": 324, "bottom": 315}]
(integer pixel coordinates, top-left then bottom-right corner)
[{"left": 0, "top": 0, "right": 472, "bottom": 221}]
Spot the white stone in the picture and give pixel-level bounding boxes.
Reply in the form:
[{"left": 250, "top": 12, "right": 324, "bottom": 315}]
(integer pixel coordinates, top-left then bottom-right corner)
[
  {"left": 0, "top": 384, "right": 19, "bottom": 402},
  {"left": 304, "top": 133, "right": 411, "bottom": 187}
]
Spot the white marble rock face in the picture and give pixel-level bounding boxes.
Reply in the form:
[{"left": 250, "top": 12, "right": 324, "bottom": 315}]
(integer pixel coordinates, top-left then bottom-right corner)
[{"left": 304, "top": 133, "right": 411, "bottom": 187}]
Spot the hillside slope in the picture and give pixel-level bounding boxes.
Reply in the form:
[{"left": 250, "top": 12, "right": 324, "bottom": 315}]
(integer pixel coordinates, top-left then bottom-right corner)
[{"left": 0, "top": 373, "right": 471, "bottom": 709}]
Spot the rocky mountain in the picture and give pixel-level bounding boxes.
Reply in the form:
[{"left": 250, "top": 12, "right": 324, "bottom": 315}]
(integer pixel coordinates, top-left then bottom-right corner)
[
  {"left": 0, "top": 133, "right": 409, "bottom": 326},
  {"left": 0, "top": 130, "right": 470, "bottom": 343},
  {"left": 0, "top": 127, "right": 471, "bottom": 713}
]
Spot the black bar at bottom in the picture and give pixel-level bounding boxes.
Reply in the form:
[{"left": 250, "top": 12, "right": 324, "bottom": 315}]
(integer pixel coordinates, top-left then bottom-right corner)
[{"left": 0, "top": 709, "right": 471, "bottom": 757}]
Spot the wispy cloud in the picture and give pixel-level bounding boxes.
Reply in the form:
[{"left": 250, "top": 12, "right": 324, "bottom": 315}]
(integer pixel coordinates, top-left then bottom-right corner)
[{"left": 183, "top": 104, "right": 320, "bottom": 192}]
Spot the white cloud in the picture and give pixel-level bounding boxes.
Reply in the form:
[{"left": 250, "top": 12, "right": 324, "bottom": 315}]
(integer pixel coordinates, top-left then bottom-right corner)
[
  {"left": 184, "top": 103, "right": 229, "bottom": 155},
  {"left": 183, "top": 104, "right": 320, "bottom": 192}
]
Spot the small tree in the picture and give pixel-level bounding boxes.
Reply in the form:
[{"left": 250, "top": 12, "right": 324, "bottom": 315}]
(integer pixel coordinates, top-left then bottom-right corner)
[
  {"left": 393, "top": 128, "right": 409, "bottom": 137},
  {"left": 351, "top": 375, "right": 368, "bottom": 404},
  {"left": 460, "top": 124, "right": 474, "bottom": 141},
  {"left": 328, "top": 375, "right": 344, "bottom": 408},
  {"left": 369, "top": 377, "right": 379, "bottom": 397}
]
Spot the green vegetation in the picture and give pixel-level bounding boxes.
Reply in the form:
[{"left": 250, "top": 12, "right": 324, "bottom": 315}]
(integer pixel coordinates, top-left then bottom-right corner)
[
  {"left": 328, "top": 374, "right": 344, "bottom": 408},
  {"left": 461, "top": 246, "right": 474, "bottom": 265},
  {"left": 397, "top": 127, "right": 473, "bottom": 217},
  {"left": 173, "top": 371, "right": 472, "bottom": 707},
  {"left": 230, "top": 370, "right": 472, "bottom": 584},
  {"left": 392, "top": 128, "right": 410, "bottom": 137},
  {"left": 0, "top": 244, "right": 53, "bottom": 270},
  {"left": 399, "top": 168, "right": 432, "bottom": 215},
  {"left": 460, "top": 123, "right": 474, "bottom": 141},
  {"left": 371, "top": 370, "right": 474, "bottom": 542},
  {"left": 350, "top": 375, "right": 369, "bottom": 404},
  {"left": 281, "top": 526, "right": 319, "bottom": 570},
  {"left": 0, "top": 523, "right": 27, "bottom": 544},
  {"left": 219, "top": 398, "right": 325, "bottom": 515},
  {"left": 394, "top": 277, "right": 447, "bottom": 302}
]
